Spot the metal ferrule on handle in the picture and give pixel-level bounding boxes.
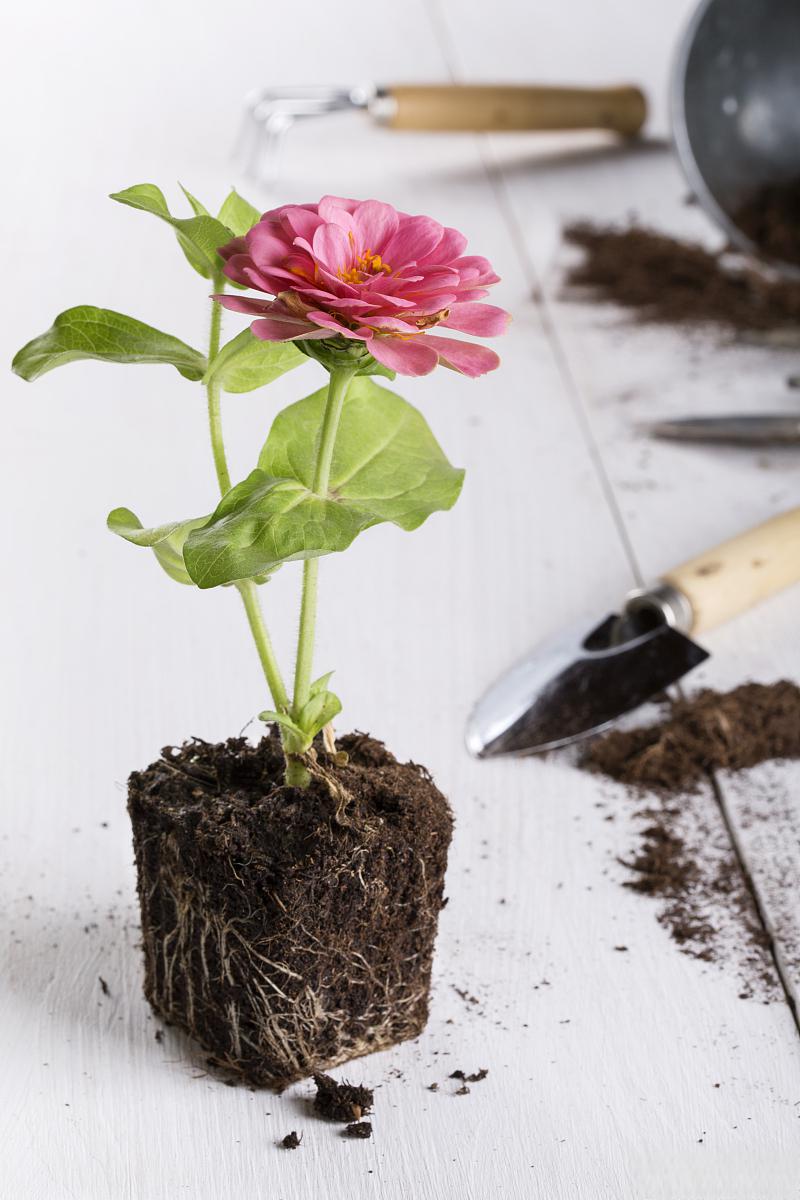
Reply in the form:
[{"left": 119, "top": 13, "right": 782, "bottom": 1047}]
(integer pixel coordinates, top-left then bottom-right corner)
[{"left": 632, "top": 506, "right": 800, "bottom": 637}]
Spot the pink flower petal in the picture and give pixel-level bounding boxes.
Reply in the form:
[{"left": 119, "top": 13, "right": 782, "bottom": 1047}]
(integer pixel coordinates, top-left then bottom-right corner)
[
  {"left": 278, "top": 205, "right": 324, "bottom": 241},
  {"left": 440, "top": 302, "right": 511, "bottom": 337},
  {"left": 245, "top": 225, "right": 293, "bottom": 268},
  {"left": 424, "top": 335, "right": 501, "bottom": 377},
  {"left": 305, "top": 310, "right": 368, "bottom": 341},
  {"left": 368, "top": 335, "right": 439, "bottom": 377},
  {"left": 213, "top": 293, "right": 275, "bottom": 316},
  {"left": 352, "top": 199, "right": 400, "bottom": 253},
  {"left": 318, "top": 195, "right": 359, "bottom": 217},
  {"left": 312, "top": 223, "right": 352, "bottom": 272},
  {"left": 418, "top": 225, "right": 468, "bottom": 264},
  {"left": 383, "top": 215, "right": 444, "bottom": 268},
  {"left": 251, "top": 316, "right": 324, "bottom": 341},
  {"left": 218, "top": 235, "right": 247, "bottom": 262}
]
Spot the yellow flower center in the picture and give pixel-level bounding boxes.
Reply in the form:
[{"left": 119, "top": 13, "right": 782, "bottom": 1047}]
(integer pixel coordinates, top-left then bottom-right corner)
[{"left": 338, "top": 248, "right": 392, "bottom": 285}]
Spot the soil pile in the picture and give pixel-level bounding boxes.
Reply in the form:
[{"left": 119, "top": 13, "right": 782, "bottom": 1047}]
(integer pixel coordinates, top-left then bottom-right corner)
[
  {"left": 583, "top": 682, "right": 800, "bottom": 791},
  {"left": 564, "top": 222, "right": 800, "bottom": 332},
  {"left": 583, "top": 682, "right": 800, "bottom": 997},
  {"left": 734, "top": 179, "right": 800, "bottom": 268}
]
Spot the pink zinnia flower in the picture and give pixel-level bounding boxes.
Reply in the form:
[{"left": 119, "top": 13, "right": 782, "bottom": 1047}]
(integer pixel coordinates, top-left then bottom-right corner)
[{"left": 214, "top": 196, "right": 510, "bottom": 378}]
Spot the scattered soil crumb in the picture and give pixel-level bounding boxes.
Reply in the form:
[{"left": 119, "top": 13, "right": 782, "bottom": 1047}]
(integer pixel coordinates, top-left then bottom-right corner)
[
  {"left": 313, "top": 1073, "right": 374, "bottom": 1123},
  {"left": 582, "top": 685, "right": 798, "bottom": 999},
  {"left": 450, "top": 1068, "right": 488, "bottom": 1083},
  {"left": 98, "top": 976, "right": 110, "bottom": 997},
  {"left": 564, "top": 222, "right": 800, "bottom": 333},
  {"left": 344, "top": 1121, "right": 372, "bottom": 1139},
  {"left": 455, "top": 1085, "right": 471, "bottom": 1096},
  {"left": 427, "top": 1082, "right": 439, "bottom": 1092},
  {"left": 281, "top": 1131, "right": 301, "bottom": 1150},
  {"left": 452, "top": 986, "right": 480, "bottom": 1006},
  {"left": 154, "top": 1029, "right": 164, "bottom": 1043},
  {"left": 583, "top": 682, "right": 800, "bottom": 791},
  {"left": 613, "top": 945, "right": 629, "bottom": 952}
]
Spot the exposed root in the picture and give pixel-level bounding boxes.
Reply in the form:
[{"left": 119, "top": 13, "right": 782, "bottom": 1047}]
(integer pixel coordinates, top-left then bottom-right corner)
[{"left": 128, "top": 732, "right": 452, "bottom": 1088}]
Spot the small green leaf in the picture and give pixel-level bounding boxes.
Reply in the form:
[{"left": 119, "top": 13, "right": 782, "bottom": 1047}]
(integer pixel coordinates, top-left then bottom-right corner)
[
  {"left": 258, "top": 710, "right": 308, "bottom": 752},
  {"left": 217, "top": 189, "right": 261, "bottom": 236},
  {"left": 179, "top": 184, "right": 210, "bottom": 217},
  {"left": 204, "top": 328, "right": 305, "bottom": 394},
  {"left": 298, "top": 690, "right": 342, "bottom": 737},
  {"left": 310, "top": 671, "right": 334, "bottom": 697},
  {"left": 108, "top": 507, "right": 210, "bottom": 585},
  {"left": 110, "top": 183, "right": 234, "bottom": 278},
  {"left": 12, "top": 307, "right": 207, "bottom": 382},
  {"left": 357, "top": 357, "right": 396, "bottom": 381},
  {"left": 183, "top": 377, "right": 464, "bottom": 588}
]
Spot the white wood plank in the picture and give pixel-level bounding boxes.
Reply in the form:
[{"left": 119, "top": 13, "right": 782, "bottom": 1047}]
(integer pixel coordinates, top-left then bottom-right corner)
[
  {"left": 2, "top": 3, "right": 799, "bottom": 1199},
  {"left": 444, "top": 4, "right": 800, "bottom": 1016}
]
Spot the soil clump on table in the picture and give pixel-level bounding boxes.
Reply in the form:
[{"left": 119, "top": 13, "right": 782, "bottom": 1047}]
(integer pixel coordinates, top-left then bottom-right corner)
[
  {"left": 734, "top": 178, "right": 800, "bottom": 269},
  {"left": 128, "top": 731, "right": 452, "bottom": 1088},
  {"left": 564, "top": 222, "right": 800, "bottom": 333},
  {"left": 313, "top": 1072, "right": 374, "bottom": 1123},
  {"left": 583, "top": 682, "right": 800, "bottom": 791},
  {"left": 583, "top": 682, "right": 800, "bottom": 998}
]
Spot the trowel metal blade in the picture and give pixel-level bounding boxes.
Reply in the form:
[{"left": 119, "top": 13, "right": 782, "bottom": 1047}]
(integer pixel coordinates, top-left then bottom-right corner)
[{"left": 466, "top": 613, "right": 709, "bottom": 759}]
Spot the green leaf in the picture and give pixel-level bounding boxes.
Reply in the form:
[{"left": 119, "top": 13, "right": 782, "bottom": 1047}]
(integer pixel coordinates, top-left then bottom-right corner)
[
  {"left": 12, "top": 307, "right": 207, "bottom": 382},
  {"left": 179, "top": 184, "right": 210, "bottom": 217},
  {"left": 310, "top": 671, "right": 334, "bottom": 697},
  {"left": 258, "top": 710, "right": 307, "bottom": 753},
  {"left": 108, "top": 508, "right": 210, "bottom": 585},
  {"left": 183, "top": 377, "right": 464, "bottom": 588},
  {"left": 110, "top": 183, "right": 234, "bottom": 278},
  {"left": 357, "top": 357, "right": 396, "bottom": 381},
  {"left": 217, "top": 188, "right": 261, "bottom": 236},
  {"left": 297, "top": 690, "right": 342, "bottom": 737},
  {"left": 204, "top": 328, "right": 305, "bottom": 394}
]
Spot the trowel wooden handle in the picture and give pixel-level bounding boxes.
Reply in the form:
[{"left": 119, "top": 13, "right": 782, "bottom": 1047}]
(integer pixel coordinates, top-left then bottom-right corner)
[
  {"left": 383, "top": 84, "right": 647, "bottom": 137},
  {"left": 662, "top": 507, "right": 800, "bottom": 634}
]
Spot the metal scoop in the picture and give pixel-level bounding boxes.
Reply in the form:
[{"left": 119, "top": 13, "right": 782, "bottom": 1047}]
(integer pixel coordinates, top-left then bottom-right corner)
[
  {"left": 467, "top": 506, "right": 800, "bottom": 758},
  {"left": 672, "top": 0, "right": 800, "bottom": 275}
]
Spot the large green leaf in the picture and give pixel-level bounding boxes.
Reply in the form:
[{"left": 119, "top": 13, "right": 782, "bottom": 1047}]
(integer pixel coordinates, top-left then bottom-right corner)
[
  {"left": 183, "top": 377, "right": 464, "bottom": 588},
  {"left": 108, "top": 508, "right": 210, "bottom": 585},
  {"left": 110, "top": 183, "right": 234, "bottom": 278},
  {"left": 12, "top": 307, "right": 207, "bottom": 382},
  {"left": 204, "top": 328, "right": 305, "bottom": 394},
  {"left": 217, "top": 189, "right": 261, "bottom": 236}
]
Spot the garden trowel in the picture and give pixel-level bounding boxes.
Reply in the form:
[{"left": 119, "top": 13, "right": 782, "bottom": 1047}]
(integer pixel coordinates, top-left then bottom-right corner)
[{"left": 466, "top": 507, "right": 800, "bottom": 758}]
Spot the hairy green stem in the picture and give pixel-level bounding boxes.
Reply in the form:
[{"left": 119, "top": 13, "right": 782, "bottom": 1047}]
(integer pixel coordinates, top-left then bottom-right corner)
[
  {"left": 206, "top": 276, "right": 232, "bottom": 495},
  {"left": 236, "top": 579, "right": 290, "bottom": 712},
  {"left": 205, "top": 274, "right": 289, "bottom": 716},
  {"left": 291, "top": 366, "right": 356, "bottom": 721}
]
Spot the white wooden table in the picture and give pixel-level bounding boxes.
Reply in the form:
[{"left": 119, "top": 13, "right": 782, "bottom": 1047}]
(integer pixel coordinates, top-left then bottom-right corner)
[{"left": 2, "top": 2, "right": 799, "bottom": 1196}]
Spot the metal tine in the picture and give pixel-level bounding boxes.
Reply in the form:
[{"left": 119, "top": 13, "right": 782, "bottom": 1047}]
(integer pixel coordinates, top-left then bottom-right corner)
[{"left": 235, "top": 84, "right": 375, "bottom": 185}]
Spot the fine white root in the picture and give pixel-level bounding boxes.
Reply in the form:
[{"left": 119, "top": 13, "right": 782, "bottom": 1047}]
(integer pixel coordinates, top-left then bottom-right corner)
[{"left": 135, "top": 830, "right": 437, "bottom": 1087}]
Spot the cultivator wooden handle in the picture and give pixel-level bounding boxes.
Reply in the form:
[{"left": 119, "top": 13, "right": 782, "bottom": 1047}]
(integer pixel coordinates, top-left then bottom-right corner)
[{"left": 383, "top": 84, "right": 647, "bottom": 137}]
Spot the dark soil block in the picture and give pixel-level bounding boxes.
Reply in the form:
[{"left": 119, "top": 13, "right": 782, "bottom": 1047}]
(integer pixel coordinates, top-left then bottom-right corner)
[{"left": 127, "top": 731, "right": 452, "bottom": 1088}]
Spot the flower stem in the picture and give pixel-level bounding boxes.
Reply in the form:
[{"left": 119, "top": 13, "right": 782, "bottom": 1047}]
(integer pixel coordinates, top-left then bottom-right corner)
[
  {"left": 205, "top": 274, "right": 289, "bottom": 716},
  {"left": 236, "top": 579, "right": 290, "bottom": 712},
  {"left": 291, "top": 365, "right": 356, "bottom": 717},
  {"left": 206, "top": 278, "right": 232, "bottom": 495}
]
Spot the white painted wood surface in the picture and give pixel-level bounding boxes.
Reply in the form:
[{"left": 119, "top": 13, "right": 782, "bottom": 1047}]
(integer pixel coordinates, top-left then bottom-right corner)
[{"left": 2, "top": 2, "right": 799, "bottom": 1197}]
